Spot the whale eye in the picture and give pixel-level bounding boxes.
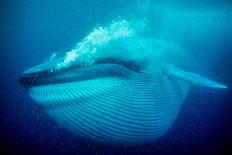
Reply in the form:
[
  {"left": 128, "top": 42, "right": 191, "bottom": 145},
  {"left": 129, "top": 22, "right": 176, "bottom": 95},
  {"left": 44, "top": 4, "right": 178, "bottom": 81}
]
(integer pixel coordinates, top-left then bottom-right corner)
[{"left": 94, "top": 57, "right": 142, "bottom": 72}]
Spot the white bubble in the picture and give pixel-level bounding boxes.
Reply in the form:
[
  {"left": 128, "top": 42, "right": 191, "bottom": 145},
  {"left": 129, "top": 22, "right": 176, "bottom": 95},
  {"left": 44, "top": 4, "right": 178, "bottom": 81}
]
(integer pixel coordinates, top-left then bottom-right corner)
[{"left": 56, "top": 19, "right": 146, "bottom": 69}]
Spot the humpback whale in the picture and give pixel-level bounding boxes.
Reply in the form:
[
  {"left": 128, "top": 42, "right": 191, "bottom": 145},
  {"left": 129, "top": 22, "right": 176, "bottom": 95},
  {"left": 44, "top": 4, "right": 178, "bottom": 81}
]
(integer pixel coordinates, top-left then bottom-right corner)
[{"left": 19, "top": 21, "right": 227, "bottom": 145}]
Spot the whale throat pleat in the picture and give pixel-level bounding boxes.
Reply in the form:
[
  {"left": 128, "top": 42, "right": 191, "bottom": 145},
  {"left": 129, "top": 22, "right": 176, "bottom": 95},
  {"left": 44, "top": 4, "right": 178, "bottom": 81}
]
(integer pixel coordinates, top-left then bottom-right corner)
[{"left": 29, "top": 71, "right": 189, "bottom": 144}]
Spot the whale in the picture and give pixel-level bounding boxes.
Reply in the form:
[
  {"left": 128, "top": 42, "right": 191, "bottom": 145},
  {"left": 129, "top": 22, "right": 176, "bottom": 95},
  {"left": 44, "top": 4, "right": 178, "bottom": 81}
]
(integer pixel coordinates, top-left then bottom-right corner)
[{"left": 19, "top": 36, "right": 227, "bottom": 145}]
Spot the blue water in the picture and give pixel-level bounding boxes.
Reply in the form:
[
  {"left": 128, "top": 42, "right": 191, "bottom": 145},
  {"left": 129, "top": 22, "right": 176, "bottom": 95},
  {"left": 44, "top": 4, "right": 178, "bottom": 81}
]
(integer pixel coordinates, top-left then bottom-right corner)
[{"left": 1, "top": 0, "right": 232, "bottom": 154}]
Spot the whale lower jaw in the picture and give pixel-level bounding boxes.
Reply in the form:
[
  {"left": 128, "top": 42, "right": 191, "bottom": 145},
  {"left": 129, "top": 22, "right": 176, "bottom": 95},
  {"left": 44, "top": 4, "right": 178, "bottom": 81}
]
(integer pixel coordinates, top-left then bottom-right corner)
[{"left": 29, "top": 72, "right": 189, "bottom": 144}]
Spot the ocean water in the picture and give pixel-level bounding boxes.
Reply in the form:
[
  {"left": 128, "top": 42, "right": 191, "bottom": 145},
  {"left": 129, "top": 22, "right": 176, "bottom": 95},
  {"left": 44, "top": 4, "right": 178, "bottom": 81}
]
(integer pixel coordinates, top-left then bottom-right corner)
[{"left": 1, "top": 0, "right": 232, "bottom": 154}]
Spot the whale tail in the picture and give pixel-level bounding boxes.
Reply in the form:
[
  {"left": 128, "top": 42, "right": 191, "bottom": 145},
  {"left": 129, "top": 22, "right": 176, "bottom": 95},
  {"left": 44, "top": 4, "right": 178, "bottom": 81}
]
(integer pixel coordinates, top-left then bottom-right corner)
[{"left": 165, "top": 64, "right": 227, "bottom": 89}]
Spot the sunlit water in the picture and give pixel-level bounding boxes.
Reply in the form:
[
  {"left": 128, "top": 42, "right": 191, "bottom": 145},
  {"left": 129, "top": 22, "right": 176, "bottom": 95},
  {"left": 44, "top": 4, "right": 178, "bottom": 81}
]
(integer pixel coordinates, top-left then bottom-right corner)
[{"left": 1, "top": 0, "right": 232, "bottom": 154}]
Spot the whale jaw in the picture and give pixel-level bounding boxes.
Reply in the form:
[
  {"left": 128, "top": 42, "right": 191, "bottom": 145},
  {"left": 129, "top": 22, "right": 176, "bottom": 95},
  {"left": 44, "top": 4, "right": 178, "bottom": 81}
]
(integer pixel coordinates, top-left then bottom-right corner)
[{"left": 27, "top": 67, "right": 189, "bottom": 144}]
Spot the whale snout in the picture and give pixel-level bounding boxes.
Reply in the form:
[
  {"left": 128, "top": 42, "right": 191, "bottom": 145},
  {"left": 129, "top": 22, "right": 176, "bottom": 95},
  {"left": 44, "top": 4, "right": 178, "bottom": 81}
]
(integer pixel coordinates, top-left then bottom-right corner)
[{"left": 19, "top": 57, "right": 142, "bottom": 89}]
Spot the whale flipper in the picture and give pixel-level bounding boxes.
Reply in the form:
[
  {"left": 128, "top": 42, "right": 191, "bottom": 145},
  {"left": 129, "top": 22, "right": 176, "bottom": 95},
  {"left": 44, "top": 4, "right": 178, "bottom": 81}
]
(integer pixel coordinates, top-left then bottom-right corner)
[{"left": 165, "top": 64, "right": 227, "bottom": 89}]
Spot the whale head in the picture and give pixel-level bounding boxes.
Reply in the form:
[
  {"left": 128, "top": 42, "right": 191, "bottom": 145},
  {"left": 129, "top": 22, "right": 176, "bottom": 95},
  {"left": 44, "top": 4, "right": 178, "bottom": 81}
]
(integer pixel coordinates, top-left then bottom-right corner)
[{"left": 19, "top": 22, "right": 227, "bottom": 145}]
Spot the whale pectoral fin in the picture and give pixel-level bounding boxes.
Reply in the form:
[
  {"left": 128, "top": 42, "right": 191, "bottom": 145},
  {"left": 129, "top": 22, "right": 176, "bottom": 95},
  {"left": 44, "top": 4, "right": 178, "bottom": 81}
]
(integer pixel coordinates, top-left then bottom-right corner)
[{"left": 165, "top": 64, "right": 227, "bottom": 89}]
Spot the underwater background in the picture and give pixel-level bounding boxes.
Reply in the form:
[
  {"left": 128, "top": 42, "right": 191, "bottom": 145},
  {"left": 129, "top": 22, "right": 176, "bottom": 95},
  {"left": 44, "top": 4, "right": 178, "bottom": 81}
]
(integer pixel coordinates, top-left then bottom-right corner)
[{"left": 1, "top": 0, "right": 232, "bottom": 154}]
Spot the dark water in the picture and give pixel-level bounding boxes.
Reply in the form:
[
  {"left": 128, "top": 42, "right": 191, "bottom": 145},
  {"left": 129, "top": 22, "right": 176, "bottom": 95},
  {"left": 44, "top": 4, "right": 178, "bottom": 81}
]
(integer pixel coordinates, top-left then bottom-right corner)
[{"left": 1, "top": 0, "right": 232, "bottom": 154}]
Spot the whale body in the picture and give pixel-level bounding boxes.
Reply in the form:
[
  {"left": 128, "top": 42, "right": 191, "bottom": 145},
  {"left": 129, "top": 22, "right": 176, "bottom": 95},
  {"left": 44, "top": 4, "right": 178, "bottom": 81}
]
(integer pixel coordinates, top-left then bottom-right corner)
[{"left": 19, "top": 37, "right": 226, "bottom": 145}]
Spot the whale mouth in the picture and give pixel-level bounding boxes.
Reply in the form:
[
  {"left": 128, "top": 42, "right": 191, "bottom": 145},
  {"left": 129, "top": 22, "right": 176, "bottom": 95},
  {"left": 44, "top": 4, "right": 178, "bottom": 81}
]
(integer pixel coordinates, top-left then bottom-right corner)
[{"left": 19, "top": 57, "right": 142, "bottom": 89}]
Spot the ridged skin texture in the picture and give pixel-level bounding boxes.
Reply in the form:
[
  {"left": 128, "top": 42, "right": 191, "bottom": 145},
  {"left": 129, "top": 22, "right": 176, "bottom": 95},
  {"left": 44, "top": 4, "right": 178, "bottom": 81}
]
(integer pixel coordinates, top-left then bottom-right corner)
[{"left": 30, "top": 68, "right": 189, "bottom": 144}]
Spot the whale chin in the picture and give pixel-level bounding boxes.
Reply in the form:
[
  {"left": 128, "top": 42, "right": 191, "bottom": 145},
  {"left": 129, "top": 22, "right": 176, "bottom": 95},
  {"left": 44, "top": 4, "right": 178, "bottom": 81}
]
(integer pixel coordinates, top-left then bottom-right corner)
[{"left": 20, "top": 57, "right": 189, "bottom": 144}]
